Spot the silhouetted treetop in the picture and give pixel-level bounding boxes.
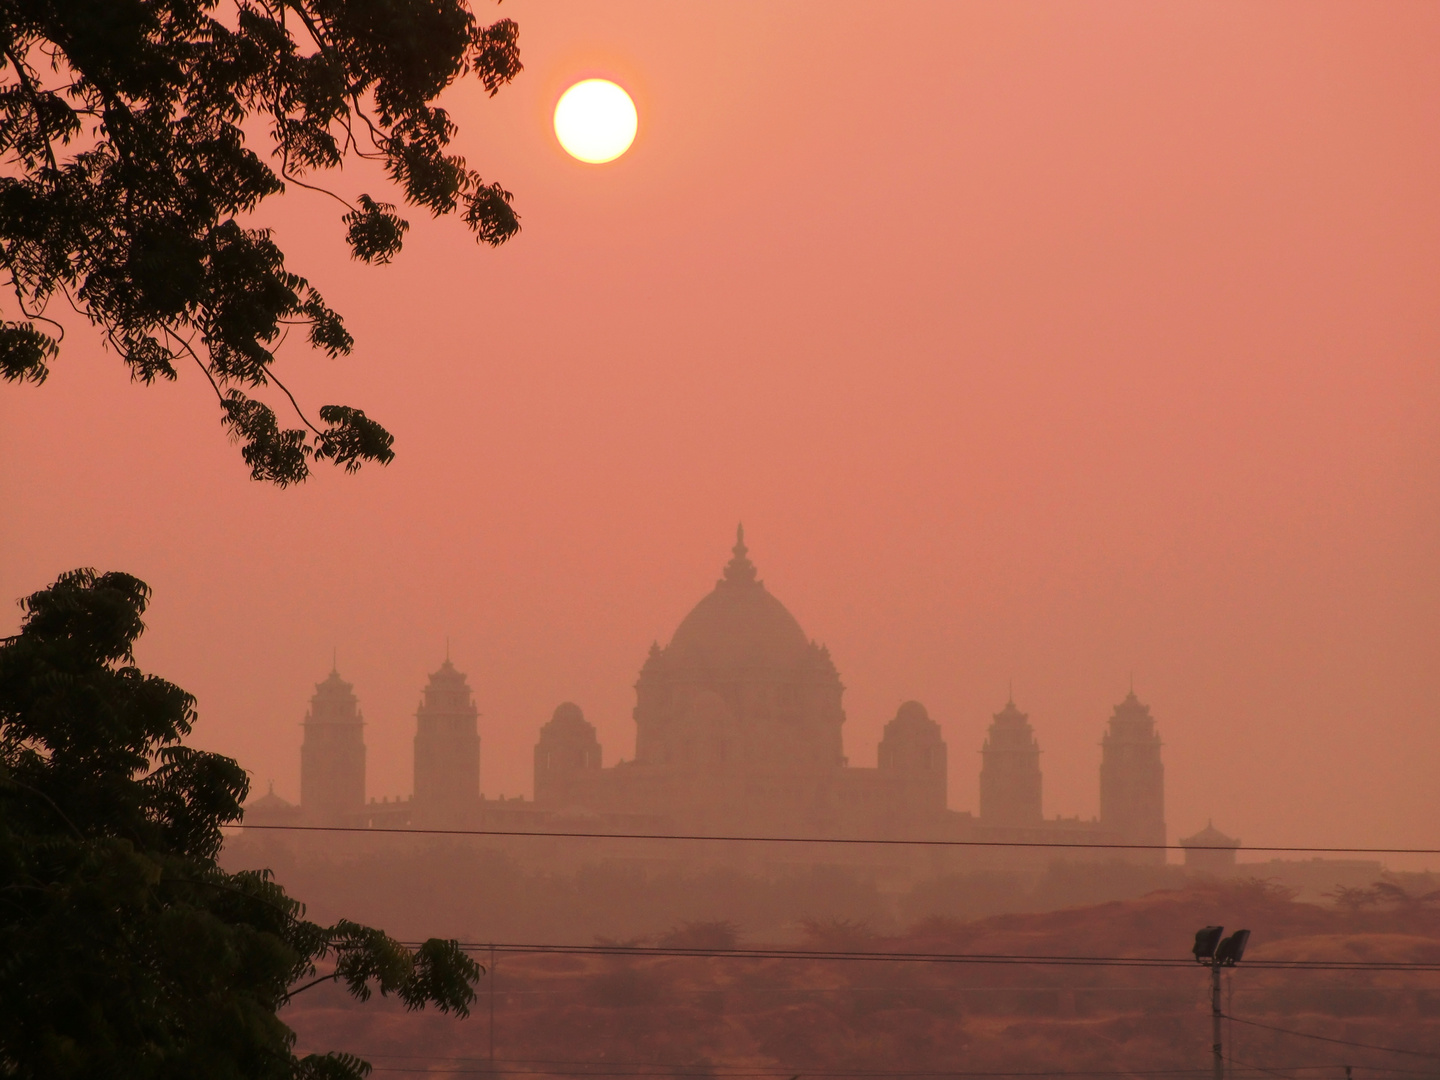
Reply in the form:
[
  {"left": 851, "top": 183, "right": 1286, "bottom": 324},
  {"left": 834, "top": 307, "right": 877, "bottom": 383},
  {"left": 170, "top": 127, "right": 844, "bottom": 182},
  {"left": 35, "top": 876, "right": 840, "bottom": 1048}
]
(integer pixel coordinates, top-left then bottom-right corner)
[
  {"left": 0, "top": 568, "right": 482, "bottom": 1077},
  {"left": 0, "top": 0, "right": 522, "bottom": 483}
]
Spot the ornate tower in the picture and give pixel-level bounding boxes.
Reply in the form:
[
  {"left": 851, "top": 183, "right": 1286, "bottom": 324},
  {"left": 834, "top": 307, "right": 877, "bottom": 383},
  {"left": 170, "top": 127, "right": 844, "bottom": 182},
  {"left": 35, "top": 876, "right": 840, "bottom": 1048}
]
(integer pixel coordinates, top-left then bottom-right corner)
[
  {"left": 533, "top": 702, "right": 603, "bottom": 804},
  {"left": 1099, "top": 689, "right": 1166, "bottom": 863},
  {"left": 299, "top": 667, "right": 366, "bottom": 825},
  {"left": 979, "top": 696, "right": 1043, "bottom": 825},
  {"left": 876, "top": 700, "right": 947, "bottom": 816},
  {"left": 412, "top": 658, "right": 480, "bottom": 826}
]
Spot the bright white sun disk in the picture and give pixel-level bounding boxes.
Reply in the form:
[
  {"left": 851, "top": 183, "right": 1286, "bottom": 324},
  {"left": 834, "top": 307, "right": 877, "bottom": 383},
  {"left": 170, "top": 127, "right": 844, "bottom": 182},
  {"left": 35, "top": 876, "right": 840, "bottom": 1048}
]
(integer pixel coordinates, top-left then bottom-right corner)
[{"left": 554, "top": 79, "right": 637, "bottom": 163}]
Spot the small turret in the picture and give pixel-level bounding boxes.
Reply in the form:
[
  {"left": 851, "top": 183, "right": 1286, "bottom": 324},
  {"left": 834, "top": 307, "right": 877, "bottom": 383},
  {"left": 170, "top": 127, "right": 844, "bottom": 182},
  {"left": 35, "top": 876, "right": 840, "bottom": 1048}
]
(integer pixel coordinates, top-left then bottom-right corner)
[
  {"left": 299, "top": 666, "right": 366, "bottom": 825},
  {"left": 1179, "top": 820, "right": 1240, "bottom": 874},
  {"left": 877, "top": 701, "right": 947, "bottom": 816},
  {"left": 1099, "top": 689, "right": 1166, "bottom": 863},
  {"left": 413, "top": 658, "right": 480, "bottom": 826},
  {"left": 980, "top": 695, "right": 1043, "bottom": 825},
  {"left": 534, "top": 702, "right": 602, "bottom": 804}
]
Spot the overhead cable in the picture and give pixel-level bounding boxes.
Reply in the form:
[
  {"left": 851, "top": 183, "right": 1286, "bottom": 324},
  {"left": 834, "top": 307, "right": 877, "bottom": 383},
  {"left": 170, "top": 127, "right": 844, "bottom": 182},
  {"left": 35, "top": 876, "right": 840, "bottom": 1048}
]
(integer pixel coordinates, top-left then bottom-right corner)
[
  {"left": 392, "top": 939, "right": 1440, "bottom": 972},
  {"left": 1221, "top": 1015, "right": 1440, "bottom": 1060},
  {"left": 237, "top": 822, "right": 1440, "bottom": 856}
]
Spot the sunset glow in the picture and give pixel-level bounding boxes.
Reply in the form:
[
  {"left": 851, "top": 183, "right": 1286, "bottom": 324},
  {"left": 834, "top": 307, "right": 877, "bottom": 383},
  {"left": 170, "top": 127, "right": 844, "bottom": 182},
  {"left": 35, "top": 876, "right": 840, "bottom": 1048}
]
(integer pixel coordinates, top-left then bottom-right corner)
[
  {"left": 553, "top": 78, "right": 637, "bottom": 163},
  {"left": 7, "top": 2, "right": 1440, "bottom": 1074}
]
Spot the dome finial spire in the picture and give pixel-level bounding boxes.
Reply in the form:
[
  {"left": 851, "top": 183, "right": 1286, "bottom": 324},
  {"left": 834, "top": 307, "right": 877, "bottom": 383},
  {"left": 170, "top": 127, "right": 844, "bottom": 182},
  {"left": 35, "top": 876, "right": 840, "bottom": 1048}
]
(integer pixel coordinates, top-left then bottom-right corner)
[{"left": 723, "top": 522, "right": 758, "bottom": 584}]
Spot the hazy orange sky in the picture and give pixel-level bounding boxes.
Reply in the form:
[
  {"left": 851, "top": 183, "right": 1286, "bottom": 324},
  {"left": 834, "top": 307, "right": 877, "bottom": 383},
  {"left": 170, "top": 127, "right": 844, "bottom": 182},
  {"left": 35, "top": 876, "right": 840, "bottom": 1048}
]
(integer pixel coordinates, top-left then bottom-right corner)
[{"left": 2, "top": 1, "right": 1437, "bottom": 861}]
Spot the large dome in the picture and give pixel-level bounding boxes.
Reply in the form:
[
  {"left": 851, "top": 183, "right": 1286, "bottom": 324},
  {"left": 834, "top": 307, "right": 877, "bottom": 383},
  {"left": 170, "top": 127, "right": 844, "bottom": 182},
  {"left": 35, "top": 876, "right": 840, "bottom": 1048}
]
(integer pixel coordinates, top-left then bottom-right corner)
[{"left": 666, "top": 527, "right": 811, "bottom": 670}]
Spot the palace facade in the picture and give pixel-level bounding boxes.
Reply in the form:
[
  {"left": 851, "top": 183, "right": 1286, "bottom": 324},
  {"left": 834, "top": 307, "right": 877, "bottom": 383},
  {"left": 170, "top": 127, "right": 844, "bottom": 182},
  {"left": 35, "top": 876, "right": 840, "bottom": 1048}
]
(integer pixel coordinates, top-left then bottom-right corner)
[{"left": 246, "top": 529, "right": 1168, "bottom": 867}]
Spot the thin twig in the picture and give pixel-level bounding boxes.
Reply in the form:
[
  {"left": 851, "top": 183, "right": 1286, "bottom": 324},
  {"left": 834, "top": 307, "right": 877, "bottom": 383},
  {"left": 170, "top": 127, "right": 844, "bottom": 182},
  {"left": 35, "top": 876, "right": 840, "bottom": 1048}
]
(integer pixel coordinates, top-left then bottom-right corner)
[
  {"left": 283, "top": 971, "right": 342, "bottom": 1000},
  {"left": 260, "top": 359, "right": 325, "bottom": 439},
  {"left": 1, "top": 270, "right": 66, "bottom": 340},
  {"left": 0, "top": 771, "right": 85, "bottom": 840},
  {"left": 278, "top": 158, "right": 355, "bottom": 210},
  {"left": 2, "top": 44, "right": 61, "bottom": 171},
  {"left": 163, "top": 325, "right": 227, "bottom": 405}
]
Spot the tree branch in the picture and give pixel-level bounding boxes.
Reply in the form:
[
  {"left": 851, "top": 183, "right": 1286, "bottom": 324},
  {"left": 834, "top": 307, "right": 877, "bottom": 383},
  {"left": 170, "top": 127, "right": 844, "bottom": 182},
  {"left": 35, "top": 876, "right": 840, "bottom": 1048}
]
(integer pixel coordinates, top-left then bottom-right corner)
[
  {"left": 0, "top": 770, "right": 85, "bottom": 840},
  {"left": 0, "top": 267, "right": 66, "bottom": 340},
  {"left": 2, "top": 45, "right": 59, "bottom": 171},
  {"left": 163, "top": 325, "right": 227, "bottom": 406},
  {"left": 278, "top": 158, "right": 355, "bottom": 211},
  {"left": 283, "top": 971, "right": 342, "bottom": 1000},
  {"left": 260, "top": 360, "right": 326, "bottom": 440}
]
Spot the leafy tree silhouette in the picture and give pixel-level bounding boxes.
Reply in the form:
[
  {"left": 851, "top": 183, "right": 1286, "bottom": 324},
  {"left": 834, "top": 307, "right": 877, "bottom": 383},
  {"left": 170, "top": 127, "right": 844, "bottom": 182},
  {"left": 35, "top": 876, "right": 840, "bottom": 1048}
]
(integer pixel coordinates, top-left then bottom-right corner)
[
  {"left": 0, "top": 569, "right": 481, "bottom": 1077},
  {"left": 0, "top": 1, "right": 522, "bottom": 483}
]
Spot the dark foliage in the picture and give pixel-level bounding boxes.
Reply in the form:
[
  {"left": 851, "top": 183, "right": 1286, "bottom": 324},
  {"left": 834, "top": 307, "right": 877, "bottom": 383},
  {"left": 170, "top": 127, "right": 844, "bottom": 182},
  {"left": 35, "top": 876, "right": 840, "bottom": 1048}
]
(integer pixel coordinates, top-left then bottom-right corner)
[
  {"left": 0, "top": 570, "right": 481, "bottom": 1078},
  {"left": 0, "top": 1, "right": 522, "bottom": 483}
]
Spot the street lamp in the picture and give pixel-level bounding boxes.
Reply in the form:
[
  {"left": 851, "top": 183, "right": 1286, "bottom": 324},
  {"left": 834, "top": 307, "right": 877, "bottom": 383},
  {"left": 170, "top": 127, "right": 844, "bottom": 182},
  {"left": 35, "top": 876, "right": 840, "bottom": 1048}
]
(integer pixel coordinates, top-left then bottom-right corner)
[{"left": 1193, "top": 926, "right": 1251, "bottom": 1080}]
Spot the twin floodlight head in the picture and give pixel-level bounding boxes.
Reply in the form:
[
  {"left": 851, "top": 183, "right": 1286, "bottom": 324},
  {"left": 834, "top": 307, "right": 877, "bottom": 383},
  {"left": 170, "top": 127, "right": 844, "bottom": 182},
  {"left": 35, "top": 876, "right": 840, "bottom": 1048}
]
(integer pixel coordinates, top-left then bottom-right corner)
[
  {"left": 1193, "top": 926, "right": 1224, "bottom": 961},
  {"left": 1193, "top": 925, "right": 1251, "bottom": 966}
]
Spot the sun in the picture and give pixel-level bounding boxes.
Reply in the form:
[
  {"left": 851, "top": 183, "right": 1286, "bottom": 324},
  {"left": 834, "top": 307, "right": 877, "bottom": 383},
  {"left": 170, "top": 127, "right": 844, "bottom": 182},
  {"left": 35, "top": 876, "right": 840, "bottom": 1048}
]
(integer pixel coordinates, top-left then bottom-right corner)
[{"left": 553, "top": 79, "right": 638, "bottom": 164}]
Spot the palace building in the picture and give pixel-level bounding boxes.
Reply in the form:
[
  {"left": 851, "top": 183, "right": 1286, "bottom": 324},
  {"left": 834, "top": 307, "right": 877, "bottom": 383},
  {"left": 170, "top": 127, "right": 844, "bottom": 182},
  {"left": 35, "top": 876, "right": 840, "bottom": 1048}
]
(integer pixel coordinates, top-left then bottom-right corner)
[{"left": 250, "top": 529, "right": 1168, "bottom": 867}]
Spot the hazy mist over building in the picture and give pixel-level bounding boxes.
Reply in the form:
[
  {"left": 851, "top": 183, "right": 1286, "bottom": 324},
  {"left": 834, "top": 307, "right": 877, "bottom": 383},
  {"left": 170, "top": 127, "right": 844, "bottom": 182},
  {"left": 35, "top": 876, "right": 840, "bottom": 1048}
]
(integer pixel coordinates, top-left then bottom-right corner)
[{"left": 251, "top": 529, "right": 1171, "bottom": 871}]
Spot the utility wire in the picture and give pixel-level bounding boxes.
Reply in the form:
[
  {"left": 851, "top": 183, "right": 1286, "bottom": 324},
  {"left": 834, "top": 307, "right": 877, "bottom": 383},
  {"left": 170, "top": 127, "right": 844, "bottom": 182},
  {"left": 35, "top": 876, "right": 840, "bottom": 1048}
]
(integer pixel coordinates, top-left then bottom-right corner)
[
  {"left": 363, "top": 1071, "right": 1205, "bottom": 1078},
  {"left": 357, "top": 1066, "right": 1421, "bottom": 1079},
  {"left": 1221, "top": 1015, "right": 1440, "bottom": 1061},
  {"left": 355, "top": 1073, "right": 1278, "bottom": 1079},
  {"left": 357, "top": 1060, "right": 1435, "bottom": 1077},
  {"left": 1225, "top": 1057, "right": 1299, "bottom": 1080},
  {"left": 236, "top": 823, "right": 1440, "bottom": 856},
  {"left": 363, "top": 1061, "right": 1245, "bottom": 1075},
  {"left": 1227, "top": 1057, "right": 1440, "bottom": 1078},
  {"left": 345, "top": 983, "right": 1435, "bottom": 997},
  {"left": 406, "top": 940, "right": 1440, "bottom": 973}
]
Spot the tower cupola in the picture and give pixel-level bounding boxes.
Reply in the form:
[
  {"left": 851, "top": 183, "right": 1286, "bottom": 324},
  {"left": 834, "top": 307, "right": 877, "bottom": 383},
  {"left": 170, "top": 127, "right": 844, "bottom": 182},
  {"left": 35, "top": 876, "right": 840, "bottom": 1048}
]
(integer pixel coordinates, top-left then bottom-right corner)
[
  {"left": 877, "top": 700, "right": 948, "bottom": 815},
  {"left": 299, "top": 665, "right": 366, "bottom": 825},
  {"left": 979, "top": 695, "right": 1043, "bottom": 824},
  {"left": 1099, "top": 689, "right": 1166, "bottom": 863},
  {"left": 534, "top": 702, "right": 603, "bottom": 804},
  {"left": 413, "top": 657, "right": 480, "bottom": 826}
]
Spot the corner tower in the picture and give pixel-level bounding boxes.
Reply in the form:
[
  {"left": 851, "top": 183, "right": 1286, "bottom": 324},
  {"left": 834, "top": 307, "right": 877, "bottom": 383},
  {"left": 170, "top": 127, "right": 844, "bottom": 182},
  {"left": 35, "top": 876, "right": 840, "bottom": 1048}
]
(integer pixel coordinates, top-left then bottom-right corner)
[
  {"left": 979, "top": 696, "right": 1043, "bottom": 825},
  {"left": 1099, "top": 689, "right": 1166, "bottom": 863},
  {"left": 299, "top": 667, "right": 366, "bottom": 825},
  {"left": 413, "top": 658, "right": 480, "bottom": 826}
]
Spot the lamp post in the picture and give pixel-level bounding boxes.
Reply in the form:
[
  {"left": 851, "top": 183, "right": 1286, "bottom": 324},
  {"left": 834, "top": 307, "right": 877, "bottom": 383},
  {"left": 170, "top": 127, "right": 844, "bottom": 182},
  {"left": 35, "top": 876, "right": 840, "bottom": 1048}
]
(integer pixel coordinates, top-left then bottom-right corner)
[{"left": 1193, "top": 925, "right": 1251, "bottom": 1080}]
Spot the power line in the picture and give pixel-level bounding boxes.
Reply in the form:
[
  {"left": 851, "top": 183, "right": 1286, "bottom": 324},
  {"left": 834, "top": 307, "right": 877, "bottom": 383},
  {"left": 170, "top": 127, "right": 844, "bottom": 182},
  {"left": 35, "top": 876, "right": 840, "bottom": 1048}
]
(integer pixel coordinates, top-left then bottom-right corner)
[
  {"left": 237, "top": 822, "right": 1440, "bottom": 856},
  {"left": 362, "top": 1071, "right": 1209, "bottom": 1078},
  {"left": 1222, "top": 1015, "right": 1440, "bottom": 1061},
  {"left": 368, "top": 1065, "right": 1226, "bottom": 1077},
  {"left": 1228, "top": 1057, "right": 1440, "bottom": 1078},
  {"left": 356, "top": 1065, "right": 1440, "bottom": 1080},
  {"left": 357, "top": 1065, "right": 1429, "bottom": 1079},
  {"left": 1225, "top": 1056, "right": 1299, "bottom": 1080},
  {"left": 354, "top": 1073, "right": 1318, "bottom": 1079},
  {"left": 401, "top": 940, "right": 1440, "bottom": 973},
  {"left": 351, "top": 983, "right": 1433, "bottom": 997}
]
